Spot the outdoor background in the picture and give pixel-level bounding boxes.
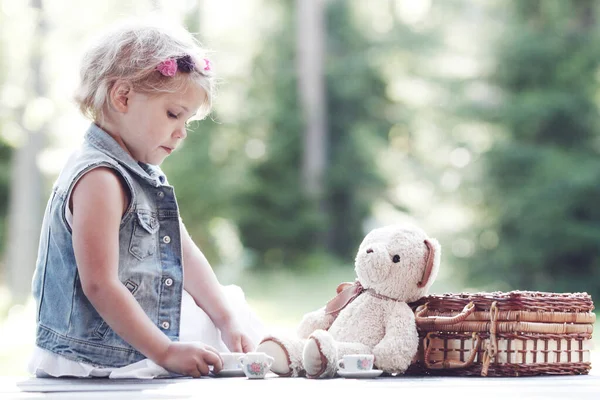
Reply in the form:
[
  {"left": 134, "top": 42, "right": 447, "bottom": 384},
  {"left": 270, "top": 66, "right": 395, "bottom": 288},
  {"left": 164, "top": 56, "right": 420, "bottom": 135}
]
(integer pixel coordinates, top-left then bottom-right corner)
[{"left": 0, "top": 0, "right": 599, "bottom": 375}]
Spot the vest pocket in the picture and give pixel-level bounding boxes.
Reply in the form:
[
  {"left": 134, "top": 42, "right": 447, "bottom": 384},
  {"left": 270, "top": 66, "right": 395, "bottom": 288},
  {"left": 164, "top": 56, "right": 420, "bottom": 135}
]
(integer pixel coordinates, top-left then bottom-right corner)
[{"left": 129, "top": 209, "right": 159, "bottom": 260}]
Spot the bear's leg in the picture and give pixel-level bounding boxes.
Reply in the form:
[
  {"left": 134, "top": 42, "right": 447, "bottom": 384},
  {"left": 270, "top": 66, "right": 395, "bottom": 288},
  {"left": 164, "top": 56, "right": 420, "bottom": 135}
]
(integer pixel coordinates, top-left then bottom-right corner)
[
  {"left": 257, "top": 336, "right": 307, "bottom": 377},
  {"left": 303, "top": 330, "right": 371, "bottom": 379}
]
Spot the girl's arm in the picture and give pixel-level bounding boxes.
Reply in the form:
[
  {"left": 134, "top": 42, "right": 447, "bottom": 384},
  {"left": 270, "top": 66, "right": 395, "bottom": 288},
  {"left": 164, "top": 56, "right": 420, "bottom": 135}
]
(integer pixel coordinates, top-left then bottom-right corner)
[
  {"left": 72, "top": 167, "right": 222, "bottom": 376},
  {"left": 180, "top": 222, "right": 253, "bottom": 352}
]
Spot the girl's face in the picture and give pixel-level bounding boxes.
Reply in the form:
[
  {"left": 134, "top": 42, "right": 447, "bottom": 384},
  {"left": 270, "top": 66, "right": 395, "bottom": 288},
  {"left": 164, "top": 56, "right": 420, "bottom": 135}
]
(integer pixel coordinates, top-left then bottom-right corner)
[{"left": 110, "top": 82, "right": 207, "bottom": 165}]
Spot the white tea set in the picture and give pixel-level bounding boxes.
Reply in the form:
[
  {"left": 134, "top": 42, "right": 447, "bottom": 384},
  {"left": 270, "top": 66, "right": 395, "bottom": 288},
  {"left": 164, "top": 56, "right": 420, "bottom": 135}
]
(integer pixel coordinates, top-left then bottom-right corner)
[
  {"left": 212, "top": 352, "right": 274, "bottom": 379},
  {"left": 213, "top": 352, "right": 382, "bottom": 379},
  {"left": 336, "top": 354, "right": 383, "bottom": 379}
]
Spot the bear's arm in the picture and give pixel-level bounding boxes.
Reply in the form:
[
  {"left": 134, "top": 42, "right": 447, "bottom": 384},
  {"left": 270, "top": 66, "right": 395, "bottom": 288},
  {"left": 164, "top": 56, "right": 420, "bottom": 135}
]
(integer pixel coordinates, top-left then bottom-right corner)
[
  {"left": 372, "top": 302, "right": 418, "bottom": 373},
  {"left": 296, "top": 307, "right": 336, "bottom": 338}
]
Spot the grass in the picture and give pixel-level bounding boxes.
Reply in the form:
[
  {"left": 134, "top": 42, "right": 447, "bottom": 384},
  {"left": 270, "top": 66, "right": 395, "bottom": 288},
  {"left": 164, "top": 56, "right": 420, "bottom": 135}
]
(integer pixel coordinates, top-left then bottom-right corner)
[{"left": 233, "top": 266, "right": 357, "bottom": 329}]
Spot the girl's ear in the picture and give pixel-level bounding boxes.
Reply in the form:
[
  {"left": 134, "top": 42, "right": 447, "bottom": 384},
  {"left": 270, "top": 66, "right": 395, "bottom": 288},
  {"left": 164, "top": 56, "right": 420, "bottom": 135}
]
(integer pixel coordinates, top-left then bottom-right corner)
[{"left": 109, "top": 80, "right": 131, "bottom": 113}]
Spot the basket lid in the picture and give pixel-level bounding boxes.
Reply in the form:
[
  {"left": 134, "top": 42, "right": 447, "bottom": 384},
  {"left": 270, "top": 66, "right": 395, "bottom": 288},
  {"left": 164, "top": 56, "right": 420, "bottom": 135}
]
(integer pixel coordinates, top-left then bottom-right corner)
[{"left": 409, "top": 290, "right": 594, "bottom": 313}]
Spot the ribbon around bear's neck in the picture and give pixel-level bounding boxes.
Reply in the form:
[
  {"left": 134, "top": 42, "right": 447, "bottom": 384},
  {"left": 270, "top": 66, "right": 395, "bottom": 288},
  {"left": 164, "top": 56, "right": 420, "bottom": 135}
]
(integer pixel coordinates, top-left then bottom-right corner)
[
  {"left": 324, "top": 281, "right": 365, "bottom": 317},
  {"left": 325, "top": 239, "right": 436, "bottom": 317}
]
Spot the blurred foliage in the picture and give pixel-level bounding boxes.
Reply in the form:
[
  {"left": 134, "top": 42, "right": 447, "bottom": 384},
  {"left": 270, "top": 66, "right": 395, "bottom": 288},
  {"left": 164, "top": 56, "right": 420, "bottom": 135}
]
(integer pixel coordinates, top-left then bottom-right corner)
[
  {"left": 0, "top": 141, "right": 10, "bottom": 256},
  {"left": 2, "top": 0, "right": 600, "bottom": 301},
  {"left": 460, "top": 0, "right": 600, "bottom": 300},
  {"left": 323, "top": 1, "right": 392, "bottom": 259},
  {"left": 0, "top": 8, "right": 11, "bottom": 256},
  {"left": 233, "top": 0, "right": 324, "bottom": 268},
  {"left": 225, "top": 0, "right": 416, "bottom": 269}
]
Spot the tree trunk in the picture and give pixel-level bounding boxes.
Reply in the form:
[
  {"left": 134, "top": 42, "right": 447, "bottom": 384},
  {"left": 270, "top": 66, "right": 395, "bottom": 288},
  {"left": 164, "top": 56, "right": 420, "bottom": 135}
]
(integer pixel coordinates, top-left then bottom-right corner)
[
  {"left": 5, "top": 0, "right": 46, "bottom": 304},
  {"left": 296, "top": 0, "right": 328, "bottom": 199}
]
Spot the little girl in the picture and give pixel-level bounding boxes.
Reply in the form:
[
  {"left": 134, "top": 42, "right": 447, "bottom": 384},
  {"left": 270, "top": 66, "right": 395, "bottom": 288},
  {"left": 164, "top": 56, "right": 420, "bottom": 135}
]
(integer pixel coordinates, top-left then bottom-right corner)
[{"left": 28, "top": 18, "right": 264, "bottom": 378}]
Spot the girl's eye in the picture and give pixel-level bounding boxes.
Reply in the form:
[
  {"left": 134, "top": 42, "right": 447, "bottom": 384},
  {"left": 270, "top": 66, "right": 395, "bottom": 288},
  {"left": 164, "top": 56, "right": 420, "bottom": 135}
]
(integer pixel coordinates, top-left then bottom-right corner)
[
  {"left": 392, "top": 255, "right": 400, "bottom": 263},
  {"left": 167, "top": 111, "right": 178, "bottom": 119}
]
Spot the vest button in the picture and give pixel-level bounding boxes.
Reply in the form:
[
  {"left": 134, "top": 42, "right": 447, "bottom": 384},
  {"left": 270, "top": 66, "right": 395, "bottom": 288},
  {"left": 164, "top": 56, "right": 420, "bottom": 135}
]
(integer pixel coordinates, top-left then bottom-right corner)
[
  {"left": 161, "top": 321, "right": 170, "bottom": 329},
  {"left": 157, "top": 191, "right": 164, "bottom": 198},
  {"left": 162, "top": 236, "right": 171, "bottom": 244},
  {"left": 165, "top": 278, "right": 173, "bottom": 286}
]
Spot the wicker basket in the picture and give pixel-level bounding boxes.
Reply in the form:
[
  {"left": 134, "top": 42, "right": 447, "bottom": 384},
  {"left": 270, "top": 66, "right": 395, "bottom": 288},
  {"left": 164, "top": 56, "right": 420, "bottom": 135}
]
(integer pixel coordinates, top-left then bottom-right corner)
[{"left": 406, "top": 291, "right": 595, "bottom": 377}]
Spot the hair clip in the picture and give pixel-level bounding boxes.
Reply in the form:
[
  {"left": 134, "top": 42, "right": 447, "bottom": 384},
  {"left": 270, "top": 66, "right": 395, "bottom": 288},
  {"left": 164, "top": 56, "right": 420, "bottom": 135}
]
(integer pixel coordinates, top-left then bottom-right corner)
[
  {"left": 202, "top": 58, "right": 211, "bottom": 72},
  {"left": 157, "top": 55, "right": 211, "bottom": 77},
  {"left": 177, "top": 55, "right": 195, "bottom": 73},
  {"left": 157, "top": 59, "right": 178, "bottom": 77}
]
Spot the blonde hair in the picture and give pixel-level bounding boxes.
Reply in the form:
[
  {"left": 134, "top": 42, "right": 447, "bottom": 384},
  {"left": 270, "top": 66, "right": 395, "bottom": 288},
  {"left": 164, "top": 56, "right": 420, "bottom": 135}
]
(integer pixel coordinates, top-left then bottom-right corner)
[{"left": 74, "top": 17, "right": 214, "bottom": 122}]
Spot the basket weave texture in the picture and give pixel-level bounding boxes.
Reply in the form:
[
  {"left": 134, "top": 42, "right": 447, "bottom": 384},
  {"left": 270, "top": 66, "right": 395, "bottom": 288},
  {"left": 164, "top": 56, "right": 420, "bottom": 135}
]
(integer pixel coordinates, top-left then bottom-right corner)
[{"left": 406, "top": 291, "right": 595, "bottom": 377}]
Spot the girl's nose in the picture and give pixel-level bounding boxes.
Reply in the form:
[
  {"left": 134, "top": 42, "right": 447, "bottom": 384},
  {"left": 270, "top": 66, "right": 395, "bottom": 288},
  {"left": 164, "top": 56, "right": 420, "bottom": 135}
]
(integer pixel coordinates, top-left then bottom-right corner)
[{"left": 174, "top": 126, "right": 187, "bottom": 139}]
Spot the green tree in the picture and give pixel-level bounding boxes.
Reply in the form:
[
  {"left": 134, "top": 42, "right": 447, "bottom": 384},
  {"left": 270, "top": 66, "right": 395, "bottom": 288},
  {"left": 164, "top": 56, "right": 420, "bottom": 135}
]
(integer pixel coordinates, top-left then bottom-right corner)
[
  {"left": 0, "top": 7, "right": 13, "bottom": 257},
  {"left": 0, "top": 141, "right": 10, "bottom": 256},
  {"left": 324, "top": 1, "right": 392, "bottom": 258},
  {"left": 234, "top": 0, "right": 322, "bottom": 268},
  {"left": 234, "top": 0, "right": 391, "bottom": 269},
  {"left": 462, "top": 0, "right": 600, "bottom": 300}
]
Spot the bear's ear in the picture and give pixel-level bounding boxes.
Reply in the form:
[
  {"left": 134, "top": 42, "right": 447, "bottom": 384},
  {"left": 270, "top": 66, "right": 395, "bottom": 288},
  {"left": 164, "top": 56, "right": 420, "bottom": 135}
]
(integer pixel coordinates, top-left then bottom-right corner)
[{"left": 417, "top": 239, "right": 438, "bottom": 288}]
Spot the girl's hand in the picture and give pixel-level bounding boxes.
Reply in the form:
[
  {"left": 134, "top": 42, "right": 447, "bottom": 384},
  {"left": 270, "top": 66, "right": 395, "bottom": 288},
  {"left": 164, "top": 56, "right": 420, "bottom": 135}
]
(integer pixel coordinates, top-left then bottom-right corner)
[
  {"left": 219, "top": 320, "right": 255, "bottom": 353},
  {"left": 157, "top": 342, "right": 223, "bottom": 377}
]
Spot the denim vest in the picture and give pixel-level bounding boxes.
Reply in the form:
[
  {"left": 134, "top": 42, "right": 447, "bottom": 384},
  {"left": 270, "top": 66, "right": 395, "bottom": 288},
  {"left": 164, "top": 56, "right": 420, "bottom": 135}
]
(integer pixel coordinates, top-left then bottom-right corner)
[{"left": 32, "top": 123, "right": 183, "bottom": 367}]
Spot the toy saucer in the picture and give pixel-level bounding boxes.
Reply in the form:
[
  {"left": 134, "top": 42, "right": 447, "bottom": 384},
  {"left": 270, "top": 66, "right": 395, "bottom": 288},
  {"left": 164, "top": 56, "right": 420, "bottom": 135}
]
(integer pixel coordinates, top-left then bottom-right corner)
[{"left": 337, "top": 369, "right": 383, "bottom": 379}]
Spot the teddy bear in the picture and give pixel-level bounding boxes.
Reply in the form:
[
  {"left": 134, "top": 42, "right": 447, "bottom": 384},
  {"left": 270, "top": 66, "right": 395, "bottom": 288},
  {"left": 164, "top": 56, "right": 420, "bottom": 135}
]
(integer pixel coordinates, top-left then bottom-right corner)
[{"left": 256, "top": 223, "right": 441, "bottom": 378}]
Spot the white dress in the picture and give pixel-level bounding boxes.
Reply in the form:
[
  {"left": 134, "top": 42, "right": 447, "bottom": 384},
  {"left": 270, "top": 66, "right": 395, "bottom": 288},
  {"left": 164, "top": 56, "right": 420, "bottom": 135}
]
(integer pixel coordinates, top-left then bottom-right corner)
[{"left": 28, "top": 202, "right": 265, "bottom": 379}]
